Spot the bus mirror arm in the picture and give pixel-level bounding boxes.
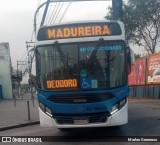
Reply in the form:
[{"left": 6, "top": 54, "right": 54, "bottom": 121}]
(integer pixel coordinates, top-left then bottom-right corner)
[
  {"left": 127, "top": 48, "right": 131, "bottom": 75},
  {"left": 127, "top": 46, "right": 135, "bottom": 75}
]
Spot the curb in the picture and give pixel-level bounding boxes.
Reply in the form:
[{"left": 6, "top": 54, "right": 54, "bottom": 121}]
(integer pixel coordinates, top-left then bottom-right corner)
[{"left": 0, "top": 121, "right": 40, "bottom": 131}]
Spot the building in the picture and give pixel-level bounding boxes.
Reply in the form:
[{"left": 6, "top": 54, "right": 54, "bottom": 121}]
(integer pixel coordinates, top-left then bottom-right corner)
[{"left": 0, "top": 43, "right": 13, "bottom": 99}]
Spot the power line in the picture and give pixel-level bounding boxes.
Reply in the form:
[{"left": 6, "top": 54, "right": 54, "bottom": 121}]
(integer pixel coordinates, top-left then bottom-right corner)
[
  {"left": 48, "top": 2, "right": 58, "bottom": 25},
  {"left": 19, "top": 50, "right": 28, "bottom": 62},
  {"left": 59, "top": 1, "right": 72, "bottom": 23},
  {"left": 46, "top": 2, "right": 69, "bottom": 25},
  {"left": 18, "top": 41, "right": 35, "bottom": 71},
  {"left": 50, "top": 2, "right": 61, "bottom": 24},
  {"left": 53, "top": 2, "right": 65, "bottom": 23}
]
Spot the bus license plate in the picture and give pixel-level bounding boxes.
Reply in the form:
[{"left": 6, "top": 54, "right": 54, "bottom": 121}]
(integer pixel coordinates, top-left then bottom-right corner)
[{"left": 74, "top": 119, "right": 89, "bottom": 125}]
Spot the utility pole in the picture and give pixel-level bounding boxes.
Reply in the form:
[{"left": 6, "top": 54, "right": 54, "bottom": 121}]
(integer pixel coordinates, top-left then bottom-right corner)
[
  {"left": 26, "top": 41, "right": 35, "bottom": 107},
  {"left": 112, "top": 0, "right": 123, "bottom": 21},
  {"left": 26, "top": 41, "right": 35, "bottom": 51},
  {"left": 17, "top": 60, "right": 26, "bottom": 97}
]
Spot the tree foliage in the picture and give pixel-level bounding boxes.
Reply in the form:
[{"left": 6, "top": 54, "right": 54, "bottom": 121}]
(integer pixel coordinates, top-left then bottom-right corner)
[
  {"left": 106, "top": 0, "right": 160, "bottom": 54},
  {"left": 135, "top": 54, "right": 141, "bottom": 60}
]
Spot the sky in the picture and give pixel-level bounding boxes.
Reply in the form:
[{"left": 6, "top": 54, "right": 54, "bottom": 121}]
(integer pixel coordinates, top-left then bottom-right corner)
[
  {"left": 0, "top": 0, "right": 38, "bottom": 67},
  {"left": 0, "top": 0, "right": 112, "bottom": 83}
]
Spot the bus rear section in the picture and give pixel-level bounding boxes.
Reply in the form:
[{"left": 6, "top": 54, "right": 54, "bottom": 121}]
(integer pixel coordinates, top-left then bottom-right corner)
[{"left": 35, "top": 21, "right": 129, "bottom": 129}]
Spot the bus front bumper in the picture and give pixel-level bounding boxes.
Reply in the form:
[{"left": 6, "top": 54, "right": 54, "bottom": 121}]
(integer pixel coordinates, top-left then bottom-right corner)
[{"left": 38, "top": 102, "right": 128, "bottom": 128}]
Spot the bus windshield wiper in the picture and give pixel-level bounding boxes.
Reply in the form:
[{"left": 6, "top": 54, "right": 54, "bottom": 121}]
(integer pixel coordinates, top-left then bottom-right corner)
[
  {"left": 54, "top": 41, "right": 68, "bottom": 67},
  {"left": 87, "top": 37, "right": 104, "bottom": 64}
]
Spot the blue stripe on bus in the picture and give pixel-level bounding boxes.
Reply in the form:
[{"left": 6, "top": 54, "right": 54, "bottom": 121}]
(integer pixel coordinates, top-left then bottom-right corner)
[{"left": 37, "top": 85, "right": 128, "bottom": 114}]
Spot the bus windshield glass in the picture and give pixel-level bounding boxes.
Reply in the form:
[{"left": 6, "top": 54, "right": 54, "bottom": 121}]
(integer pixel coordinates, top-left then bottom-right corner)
[{"left": 36, "top": 40, "right": 127, "bottom": 91}]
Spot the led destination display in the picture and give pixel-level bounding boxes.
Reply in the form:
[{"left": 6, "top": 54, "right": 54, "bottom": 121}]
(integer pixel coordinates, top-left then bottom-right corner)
[{"left": 37, "top": 22, "right": 122, "bottom": 40}]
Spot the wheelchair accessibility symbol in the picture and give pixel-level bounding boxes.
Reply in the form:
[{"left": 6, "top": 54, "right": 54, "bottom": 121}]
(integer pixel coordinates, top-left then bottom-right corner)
[
  {"left": 80, "top": 78, "right": 98, "bottom": 89},
  {"left": 80, "top": 69, "right": 98, "bottom": 89},
  {"left": 82, "top": 78, "right": 90, "bottom": 89}
]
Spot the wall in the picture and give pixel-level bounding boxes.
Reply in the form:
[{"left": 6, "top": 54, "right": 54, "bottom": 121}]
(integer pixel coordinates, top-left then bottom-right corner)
[
  {"left": 129, "top": 85, "right": 160, "bottom": 99},
  {"left": 0, "top": 43, "right": 13, "bottom": 99}
]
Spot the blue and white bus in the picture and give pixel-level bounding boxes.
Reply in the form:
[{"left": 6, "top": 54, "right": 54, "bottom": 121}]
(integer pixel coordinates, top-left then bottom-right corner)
[{"left": 34, "top": 20, "right": 131, "bottom": 130}]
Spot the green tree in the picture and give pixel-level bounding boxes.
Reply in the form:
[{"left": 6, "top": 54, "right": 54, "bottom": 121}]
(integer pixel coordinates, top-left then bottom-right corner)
[
  {"left": 106, "top": 0, "right": 160, "bottom": 54},
  {"left": 135, "top": 54, "right": 141, "bottom": 60}
]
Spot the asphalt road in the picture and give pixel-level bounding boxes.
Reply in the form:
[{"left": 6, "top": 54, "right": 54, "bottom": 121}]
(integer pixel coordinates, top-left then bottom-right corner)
[{"left": 0, "top": 100, "right": 160, "bottom": 145}]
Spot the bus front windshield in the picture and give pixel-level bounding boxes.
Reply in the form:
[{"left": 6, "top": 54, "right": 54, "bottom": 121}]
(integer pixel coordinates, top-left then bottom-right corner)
[{"left": 36, "top": 40, "right": 127, "bottom": 91}]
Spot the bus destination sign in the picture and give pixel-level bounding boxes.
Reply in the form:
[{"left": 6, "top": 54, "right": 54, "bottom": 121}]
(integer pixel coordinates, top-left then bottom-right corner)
[
  {"left": 37, "top": 22, "right": 122, "bottom": 41},
  {"left": 47, "top": 79, "right": 78, "bottom": 89}
]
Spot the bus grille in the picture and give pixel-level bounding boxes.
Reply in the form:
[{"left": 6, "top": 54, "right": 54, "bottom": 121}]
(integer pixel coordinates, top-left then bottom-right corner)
[
  {"left": 53, "top": 112, "right": 110, "bottom": 125},
  {"left": 47, "top": 92, "right": 114, "bottom": 104}
]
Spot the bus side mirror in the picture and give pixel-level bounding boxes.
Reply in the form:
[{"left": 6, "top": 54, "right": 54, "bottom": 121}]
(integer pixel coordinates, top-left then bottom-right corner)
[
  {"left": 130, "top": 49, "right": 135, "bottom": 65},
  {"left": 127, "top": 47, "right": 135, "bottom": 75}
]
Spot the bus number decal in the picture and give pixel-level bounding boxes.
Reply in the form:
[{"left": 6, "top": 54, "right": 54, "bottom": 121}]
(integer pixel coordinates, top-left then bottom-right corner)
[{"left": 47, "top": 79, "right": 77, "bottom": 89}]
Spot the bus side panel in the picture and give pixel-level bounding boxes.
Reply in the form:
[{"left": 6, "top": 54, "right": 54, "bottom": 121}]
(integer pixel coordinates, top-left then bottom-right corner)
[{"left": 39, "top": 107, "right": 54, "bottom": 127}]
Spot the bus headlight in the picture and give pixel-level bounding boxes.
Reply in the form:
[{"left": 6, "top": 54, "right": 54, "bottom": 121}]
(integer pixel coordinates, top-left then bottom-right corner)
[
  {"left": 111, "top": 98, "right": 126, "bottom": 115},
  {"left": 119, "top": 98, "right": 126, "bottom": 108},
  {"left": 39, "top": 103, "right": 45, "bottom": 112},
  {"left": 46, "top": 107, "right": 53, "bottom": 117},
  {"left": 111, "top": 104, "right": 118, "bottom": 115},
  {"left": 39, "top": 103, "right": 53, "bottom": 117}
]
